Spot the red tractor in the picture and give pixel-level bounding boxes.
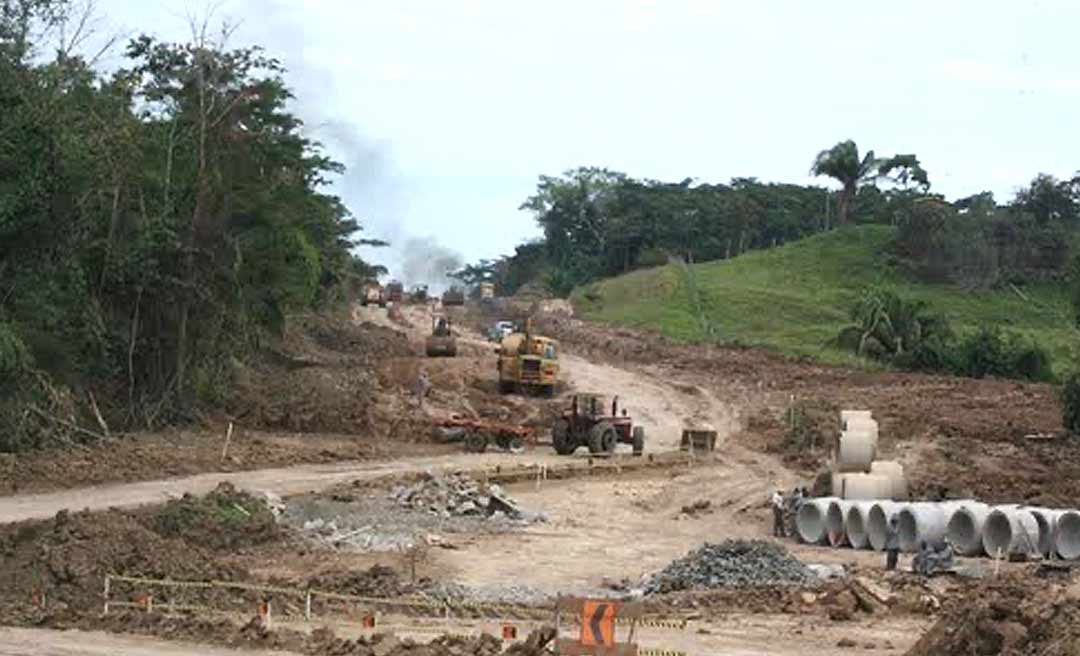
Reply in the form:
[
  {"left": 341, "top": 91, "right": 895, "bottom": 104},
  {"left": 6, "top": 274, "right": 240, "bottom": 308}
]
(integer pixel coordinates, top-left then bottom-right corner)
[{"left": 551, "top": 393, "right": 644, "bottom": 456}]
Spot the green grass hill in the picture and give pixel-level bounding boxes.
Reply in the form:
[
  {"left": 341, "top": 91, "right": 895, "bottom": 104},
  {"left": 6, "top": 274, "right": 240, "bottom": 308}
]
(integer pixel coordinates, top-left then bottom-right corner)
[{"left": 572, "top": 225, "right": 1076, "bottom": 374}]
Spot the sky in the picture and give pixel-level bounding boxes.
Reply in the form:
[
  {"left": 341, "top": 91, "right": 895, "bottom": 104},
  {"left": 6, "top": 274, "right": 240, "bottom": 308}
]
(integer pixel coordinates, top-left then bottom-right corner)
[{"left": 88, "top": 0, "right": 1080, "bottom": 278}]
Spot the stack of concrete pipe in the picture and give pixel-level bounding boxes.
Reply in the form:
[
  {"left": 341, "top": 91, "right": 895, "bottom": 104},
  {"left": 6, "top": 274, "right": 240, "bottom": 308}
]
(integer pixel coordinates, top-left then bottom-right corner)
[
  {"left": 832, "top": 410, "right": 908, "bottom": 501},
  {"left": 795, "top": 498, "right": 1080, "bottom": 561}
]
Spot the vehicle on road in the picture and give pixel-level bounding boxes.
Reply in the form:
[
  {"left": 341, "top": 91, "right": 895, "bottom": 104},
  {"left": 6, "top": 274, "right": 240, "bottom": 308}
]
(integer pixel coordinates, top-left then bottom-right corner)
[{"left": 551, "top": 393, "right": 645, "bottom": 456}]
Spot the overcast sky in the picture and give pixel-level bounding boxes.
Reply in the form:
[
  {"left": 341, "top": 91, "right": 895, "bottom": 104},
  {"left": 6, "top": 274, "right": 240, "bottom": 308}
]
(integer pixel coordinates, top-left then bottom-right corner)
[{"left": 92, "top": 0, "right": 1080, "bottom": 275}]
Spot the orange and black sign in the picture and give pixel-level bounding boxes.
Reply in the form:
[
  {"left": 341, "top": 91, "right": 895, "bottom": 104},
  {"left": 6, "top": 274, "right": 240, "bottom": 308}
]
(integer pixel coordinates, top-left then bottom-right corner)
[
  {"left": 502, "top": 624, "right": 518, "bottom": 640},
  {"left": 580, "top": 600, "right": 617, "bottom": 646}
]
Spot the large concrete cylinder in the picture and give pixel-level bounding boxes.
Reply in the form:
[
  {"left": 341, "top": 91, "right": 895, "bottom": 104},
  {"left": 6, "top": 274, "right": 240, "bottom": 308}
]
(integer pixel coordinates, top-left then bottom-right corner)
[
  {"left": 982, "top": 507, "right": 1040, "bottom": 557},
  {"left": 837, "top": 429, "right": 878, "bottom": 473},
  {"left": 840, "top": 410, "right": 873, "bottom": 430},
  {"left": 845, "top": 501, "right": 879, "bottom": 549},
  {"left": 945, "top": 503, "right": 991, "bottom": 556},
  {"left": 825, "top": 500, "right": 854, "bottom": 547},
  {"left": 1026, "top": 508, "right": 1066, "bottom": 556},
  {"left": 869, "top": 461, "right": 909, "bottom": 500},
  {"left": 898, "top": 503, "right": 949, "bottom": 553},
  {"left": 795, "top": 497, "right": 837, "bottom": 545},
  {"left": 867, "top": 501, "right": 901, "bottom": 551},
  {"left": 1055, "top": 511, "right": 1080, "bottom": 560},
  {"left": 842, "top": 473, "right": 893, "bottom": 500}
]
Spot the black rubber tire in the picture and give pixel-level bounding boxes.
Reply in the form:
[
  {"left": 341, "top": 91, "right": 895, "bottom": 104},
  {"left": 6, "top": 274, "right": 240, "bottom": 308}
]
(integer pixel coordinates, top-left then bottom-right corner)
[
  {"left": 589, "top": 422, "right": 616, "bottom": 454},
  {"left": 543, "top": 384, "right": 555, "bottom": 399},
  {"left": 465, "top": 433, "right": 487, "bottom": 453},
  {"left": 552, "top": 419, "right": 576, "bottom": 455},
  {"left": 632, "top": 426, "right": 645, "bottom": 456},
  {"left": 498, "top": 380, "right": 513, "bottom": 394}
]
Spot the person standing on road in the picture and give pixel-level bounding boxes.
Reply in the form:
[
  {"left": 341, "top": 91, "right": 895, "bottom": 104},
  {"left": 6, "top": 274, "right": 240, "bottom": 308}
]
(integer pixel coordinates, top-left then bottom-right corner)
[
  {"left": 771, "top": 490, "right": 786, "bottom": 537},
  {"left": 885, "top": 516, "right": 900, "bottom": 570}
]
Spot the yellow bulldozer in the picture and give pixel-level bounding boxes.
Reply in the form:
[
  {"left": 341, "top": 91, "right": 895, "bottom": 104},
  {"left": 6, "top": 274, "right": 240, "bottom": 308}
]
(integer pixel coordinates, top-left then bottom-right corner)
[{"left": 496, "top": 320, "right": 558, "bottom": 396}]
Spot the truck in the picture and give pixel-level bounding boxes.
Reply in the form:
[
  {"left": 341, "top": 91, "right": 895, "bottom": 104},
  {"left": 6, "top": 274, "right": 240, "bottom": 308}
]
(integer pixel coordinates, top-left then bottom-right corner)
[
  {"left": 359, "top": 282, "right": 384, "bottom": 307},
  {"left": 479, "top": 282, "right": 495, "bottom": 300},
  {"left": 442, "top": 286, "right": 465, "bottom": 306},
  {"left": 496, "top": 320, "right": 558, "bottom": 397},
  {"left": 385, "top": 281, "right": 404, "bottom": 303}
]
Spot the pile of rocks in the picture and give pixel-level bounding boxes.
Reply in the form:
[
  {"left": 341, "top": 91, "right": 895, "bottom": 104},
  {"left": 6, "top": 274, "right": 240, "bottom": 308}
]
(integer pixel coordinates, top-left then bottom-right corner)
[
  {"left": 389, "top": 473, "right": 544, "bottom": 523},
  {"left": 644, "top": 539, "right": 816, "bottom": 594}
]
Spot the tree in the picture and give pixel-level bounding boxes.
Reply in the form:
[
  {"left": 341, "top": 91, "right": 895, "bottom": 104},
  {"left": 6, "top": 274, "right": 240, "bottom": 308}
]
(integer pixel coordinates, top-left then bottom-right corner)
[{"left": 810, "top": 141, "right": 929, "bottom": 225}]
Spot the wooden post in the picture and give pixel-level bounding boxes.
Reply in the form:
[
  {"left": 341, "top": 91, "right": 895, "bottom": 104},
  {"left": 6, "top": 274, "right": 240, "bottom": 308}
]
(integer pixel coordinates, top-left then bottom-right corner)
[
  {"left": 221, "top": 422, "right": 234, "bottom": 461},
  {"left": 305, "top": 592, "right": 312, "bottom": 621},
  {"left": 103, "top": 576, "right": 110, "bottom": 615}
]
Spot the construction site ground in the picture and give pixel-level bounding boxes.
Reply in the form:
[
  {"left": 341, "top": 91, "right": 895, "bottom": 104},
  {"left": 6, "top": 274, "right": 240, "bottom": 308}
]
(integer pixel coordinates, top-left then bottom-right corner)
[{"left": 0, "top": 299, "right": 1075, "bottom": 655}]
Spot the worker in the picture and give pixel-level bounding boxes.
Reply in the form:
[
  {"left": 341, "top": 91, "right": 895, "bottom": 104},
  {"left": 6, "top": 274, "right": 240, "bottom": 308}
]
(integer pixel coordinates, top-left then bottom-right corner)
[
  {"left": 884, "top": 516, "right": 900, "bottom": 571},
  {"left": 415, "top": 370, "right": 430, "bottom": 408},
  {"left": 771, "top": 489, "right": 786, "bottom": 537},
  {"left": 913, "top": 540, "right": 933, "bottom": 575}
]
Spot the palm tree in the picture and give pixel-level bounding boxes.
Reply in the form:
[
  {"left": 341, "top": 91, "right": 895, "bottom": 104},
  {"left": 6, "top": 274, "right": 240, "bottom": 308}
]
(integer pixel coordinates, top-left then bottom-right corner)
[{"left": 811, "top": 140, "right": 880, "bottom": 225}]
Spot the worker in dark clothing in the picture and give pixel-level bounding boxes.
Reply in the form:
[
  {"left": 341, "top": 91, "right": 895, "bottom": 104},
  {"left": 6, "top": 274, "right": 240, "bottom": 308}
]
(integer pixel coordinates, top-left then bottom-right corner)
[{"left": 884, "top": 515, "right": 900, "bottom": 570}]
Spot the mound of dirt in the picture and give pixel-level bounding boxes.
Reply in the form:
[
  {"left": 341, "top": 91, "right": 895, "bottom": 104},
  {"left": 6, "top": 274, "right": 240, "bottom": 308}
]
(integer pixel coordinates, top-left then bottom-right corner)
[
  {"left": 305, "top": 564, "right": 418, "bottom": 598},
  {"left": 150, "top": 482, "right": 280, "bottom": 551},
  {"left": 82, "top": 612, "right": 554, "bottom": 655},
  {"left": 906, "top": 576, "right": 1080, "bottom": 656},
  {"left": 0, "top": 507, "right": 245, "bottom": 622},
  {"left": 229, "top": 312, "right": 411, "bottom": 434}
]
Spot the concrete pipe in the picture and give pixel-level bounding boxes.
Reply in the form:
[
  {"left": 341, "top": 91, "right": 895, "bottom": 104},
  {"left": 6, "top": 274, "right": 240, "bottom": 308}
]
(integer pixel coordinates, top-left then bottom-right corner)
[
  {"left": 837, "top": 430, "right": 878, "bottom": 473},
  {"left": 845, "top": 501, "right": 880, "bottom": 549},
  {"left": 1054, "top": 511, "right": 1080, "bottom": 560},
  {"left": 831, "top": 472, "right": 845, "bottom": 498},
  {"left": 898, "top": 503, "right": 950, "bottom": 553},
  {"left": 825, "top": 500, "right": 854, "bottom": 547},
  {"left": 1026, "top": 508, "right": 1067, "bottom": 556},
  {"left": 842, "top": 473, "right": 892, "bottom": 500},
  {"left": 982, "top": 507, "right": 1040, "bottom": 558},
  {"left": 796, "top": 497, "right": 837, "bottom": 545},
  {"left": 945, "top": 503, "right": 991, "bottom": 556},
  {"left": 867, "top": 501, "right": 900, "bottom": 551},
  {"left": 869, "top": 461, "right": 909, "bottom": 500},
  {"left": 840, "top": 410, "right": 873, "bottom": 431}
]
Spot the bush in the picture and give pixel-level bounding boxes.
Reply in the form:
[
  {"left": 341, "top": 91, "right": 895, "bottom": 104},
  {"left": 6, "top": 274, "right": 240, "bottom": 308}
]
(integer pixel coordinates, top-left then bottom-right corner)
[
  {"left": 953, "top": 328, "right": 1053, "bottom": 382},
  {"left": 1063, "top": 372, "right": 1080, "bottom": 435}
]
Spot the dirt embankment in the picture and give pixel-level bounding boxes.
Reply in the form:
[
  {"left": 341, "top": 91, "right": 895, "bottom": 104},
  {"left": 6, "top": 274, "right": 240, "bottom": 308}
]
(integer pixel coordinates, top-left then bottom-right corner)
[{"left": 536, "top": 315, "right": 1074, "bottom": 504}]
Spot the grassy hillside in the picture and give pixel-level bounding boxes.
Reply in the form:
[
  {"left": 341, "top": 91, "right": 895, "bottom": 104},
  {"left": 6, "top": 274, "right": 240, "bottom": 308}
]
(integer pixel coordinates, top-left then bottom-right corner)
[{"left": 572, "top": 225, "right": 1077, "bottom": 373}]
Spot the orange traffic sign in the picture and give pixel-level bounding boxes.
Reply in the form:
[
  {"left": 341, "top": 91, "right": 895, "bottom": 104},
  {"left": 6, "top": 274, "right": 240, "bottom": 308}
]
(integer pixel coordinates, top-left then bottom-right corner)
[{"left": 581, "top": 600, "right": 617, "bottom": 646}]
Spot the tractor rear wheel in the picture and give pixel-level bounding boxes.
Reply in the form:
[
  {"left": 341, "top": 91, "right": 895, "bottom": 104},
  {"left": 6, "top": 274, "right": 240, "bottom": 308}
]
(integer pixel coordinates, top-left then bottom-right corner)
[
  {"left": 632, "top": 426, "right": 645, "bottom": 456},
  {"left": 552, "top": 419, "right": 575, "bottom": 455},
  {"left": 588, "top": 422, "right": 617, "bottom": 455},
  {"left": 465, "top": 433, "right": 488, "bottom": 453}
]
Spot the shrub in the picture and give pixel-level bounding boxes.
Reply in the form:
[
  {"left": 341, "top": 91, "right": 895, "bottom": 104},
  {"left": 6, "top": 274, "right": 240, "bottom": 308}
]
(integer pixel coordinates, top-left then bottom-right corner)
[{"left": 1063, "top": 372, "right": 1080, "bottom": 435}]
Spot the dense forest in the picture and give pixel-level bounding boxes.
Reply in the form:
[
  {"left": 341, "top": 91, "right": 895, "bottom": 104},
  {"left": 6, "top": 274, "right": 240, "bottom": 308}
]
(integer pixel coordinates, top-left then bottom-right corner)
[
  {"left": 455, "top": 142, "right": 1080, "bottom": 298},
  {"left": 0, "top": 2, "right": 381, "bottom": 450}
]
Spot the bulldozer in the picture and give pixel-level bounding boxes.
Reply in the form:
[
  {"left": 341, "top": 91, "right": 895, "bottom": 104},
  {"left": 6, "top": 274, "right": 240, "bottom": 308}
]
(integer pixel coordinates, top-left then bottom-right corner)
[
  {"left": 551, "top": 393, "right": 644, "bottom": 456},
  {"left": 425, "top": 315, "right": 457, "bottom": 357},
  {"left": 496, "top": 320, "right": 557, "bottom": 396},
  {"left": 359, "top": 282, "right": 384, "bottom": 307}
]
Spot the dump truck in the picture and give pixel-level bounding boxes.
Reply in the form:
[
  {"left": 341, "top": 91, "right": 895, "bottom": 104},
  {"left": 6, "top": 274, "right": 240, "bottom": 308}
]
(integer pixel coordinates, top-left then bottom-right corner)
[
  {"left": 359, "top": 282, "right": 384, "bottom": 307},
  {"left": 551, "top": 393, "right": 644, "bottom": 456},
  {"left": 479, "top": 282, "right": 495, "bottom": 300},
  {"left": 425, "top": 315, "right": 457, "bottom": 357},
  {"left": 410, "top": 285, "right": 429, "bottom": 303},
  {"left": 442, "top": 286, "right": 465, "bottom": 306},
  {"left": 496, "top": 320, "right": 558, "bottom": 396},
  {"left": 385, "top": 281, "right": 404, "bottom": 303}
]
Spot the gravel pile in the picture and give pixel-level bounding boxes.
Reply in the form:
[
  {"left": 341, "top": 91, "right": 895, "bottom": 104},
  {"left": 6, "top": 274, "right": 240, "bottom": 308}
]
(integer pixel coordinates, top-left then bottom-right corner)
[
  {"left": 644, "top": 539, "right": 816, "bottom": 594},
  {"left": 390, "top": 473, "right": 544, "bottom": 523}
]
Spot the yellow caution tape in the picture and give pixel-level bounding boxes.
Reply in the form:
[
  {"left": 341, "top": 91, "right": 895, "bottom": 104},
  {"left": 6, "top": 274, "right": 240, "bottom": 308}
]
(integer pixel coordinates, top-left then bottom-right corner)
[{"left": 639, "top": 649, "right": 687, "bottom": 656}]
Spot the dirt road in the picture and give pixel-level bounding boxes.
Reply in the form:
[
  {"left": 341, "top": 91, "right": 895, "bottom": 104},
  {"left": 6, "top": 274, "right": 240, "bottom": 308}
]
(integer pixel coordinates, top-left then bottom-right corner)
[{"left": 0, "top": 627, "right": 299, "bottom": 656}]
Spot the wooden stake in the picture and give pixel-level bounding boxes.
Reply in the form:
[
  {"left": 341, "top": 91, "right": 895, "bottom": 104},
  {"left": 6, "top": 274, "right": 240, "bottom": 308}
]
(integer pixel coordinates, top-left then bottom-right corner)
[{"left": 221, "top": 422, "right": 234, "bottom": 461}]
